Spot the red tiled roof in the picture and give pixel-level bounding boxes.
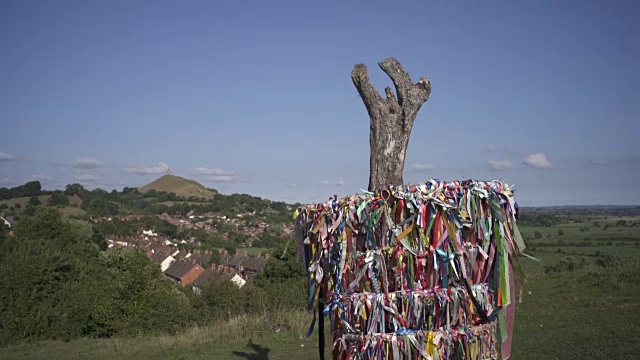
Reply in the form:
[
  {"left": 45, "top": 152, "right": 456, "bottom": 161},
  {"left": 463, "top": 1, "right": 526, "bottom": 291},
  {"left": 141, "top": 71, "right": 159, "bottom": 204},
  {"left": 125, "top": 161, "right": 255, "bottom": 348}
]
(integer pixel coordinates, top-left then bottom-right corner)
[
  {"left": 193, "top": 267, "right": 241, "bottom": 286},
  {"left": 164, "top": 260, "right": 199, "bottom": 280}
]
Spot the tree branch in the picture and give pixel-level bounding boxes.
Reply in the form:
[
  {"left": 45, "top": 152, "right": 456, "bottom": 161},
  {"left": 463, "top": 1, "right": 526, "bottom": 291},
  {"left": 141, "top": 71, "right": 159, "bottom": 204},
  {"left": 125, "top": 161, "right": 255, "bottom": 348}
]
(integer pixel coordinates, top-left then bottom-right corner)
[
  {"left": 378, "top": 57, "right": 431, "bottom": 112},
  {"left": 351, "top": 64, "right": 384, "bottom": 121}
]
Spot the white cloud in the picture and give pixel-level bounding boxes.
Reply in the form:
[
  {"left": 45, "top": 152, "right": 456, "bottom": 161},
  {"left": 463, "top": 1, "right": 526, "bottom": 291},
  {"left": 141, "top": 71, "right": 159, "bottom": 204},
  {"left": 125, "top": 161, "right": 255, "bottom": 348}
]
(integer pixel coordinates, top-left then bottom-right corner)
[
  {"left": 286, "top": 184, "right": 300, "bottom": 188},
  {"left": 318, "top": 179, "right": 347, "bottom": 186},
  {"left": 71, "top": 157, "right": 103, "bottom": 169},
  {"left": 524, "top": 153, "right": 555, "bottom": 169},
  {"left": 204, "top": 175, "right": 238, "bottom": 182},
  {"left": 75, "top": 174, "right": 102, "bottom": 183},
  {"left": 194, "top": 167, "right": 233, "bottom": 176},
  {"left": 488, "top": 160, "right": 513, "bottom": 171},
  {"left": 587, "top": 159, "right": 612, "bottom": 166},
  {"left": 0, "top": 152, "right": 16, "bottom": 161},
  {"left": 409, "top": 163, "right": 435, "bottom": 172},
  {"left": 124, "top": 162, "right": 170, "bottom": 175},
  {"left": 193, "top": 167, "right": 241, "bottom": 183}
]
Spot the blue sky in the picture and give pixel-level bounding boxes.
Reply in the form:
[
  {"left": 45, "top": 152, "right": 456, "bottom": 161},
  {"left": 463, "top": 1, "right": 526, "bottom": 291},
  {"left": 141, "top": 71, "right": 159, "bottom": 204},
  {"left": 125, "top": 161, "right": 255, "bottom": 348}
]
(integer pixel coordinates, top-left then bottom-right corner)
[{"left": 1, "top": 0, "right": 638, "bottom": 206}]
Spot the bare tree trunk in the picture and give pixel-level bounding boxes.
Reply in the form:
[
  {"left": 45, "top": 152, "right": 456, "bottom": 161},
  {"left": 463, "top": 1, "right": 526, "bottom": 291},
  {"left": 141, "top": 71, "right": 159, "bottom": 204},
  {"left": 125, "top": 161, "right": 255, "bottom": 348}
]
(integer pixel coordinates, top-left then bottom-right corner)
[{"left": 351, "top": 57, "right": 432, "bottom": 192}]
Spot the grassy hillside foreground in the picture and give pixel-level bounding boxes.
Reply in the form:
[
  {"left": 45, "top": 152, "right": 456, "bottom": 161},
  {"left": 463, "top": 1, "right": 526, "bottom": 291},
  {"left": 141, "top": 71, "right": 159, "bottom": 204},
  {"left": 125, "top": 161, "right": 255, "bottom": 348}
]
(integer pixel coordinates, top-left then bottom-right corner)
[{"left": 2, "top": 258, "right": 639, "bottom": 360}]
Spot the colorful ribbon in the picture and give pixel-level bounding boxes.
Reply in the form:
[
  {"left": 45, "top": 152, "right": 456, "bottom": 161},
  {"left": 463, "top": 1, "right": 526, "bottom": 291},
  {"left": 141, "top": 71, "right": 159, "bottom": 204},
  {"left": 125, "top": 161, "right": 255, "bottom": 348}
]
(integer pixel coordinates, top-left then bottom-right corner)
[{"left": 295, "top": 179, "right": 526, "bottom": 359}]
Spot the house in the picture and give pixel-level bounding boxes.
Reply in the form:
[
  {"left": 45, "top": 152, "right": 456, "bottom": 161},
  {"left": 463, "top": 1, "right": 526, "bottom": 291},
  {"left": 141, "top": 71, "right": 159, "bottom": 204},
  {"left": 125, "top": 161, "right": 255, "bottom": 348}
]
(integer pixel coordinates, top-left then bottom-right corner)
[
  {"left": 192, "top": 266, "right": 246, "bottom": 291},
  {"left": 192, "top": 250, "right": 212, "bottom": 267},
  {"left": 147, "top": 251, "right": 176, "bottom": 272},
  {"left": 163, "top": 260, "right": 204, "bottom": 287},
  {"left": 142, "top": 229, "right": 158, "bottom": 237},
  {"left": 242, "top": 253, "right": 269, "bottom": 275},
  {"left": 160, "top": 255, "right": 176, "bottom": 272},
  {"left": 218, "top": 250, "right": 269, "bottom": 277},
  {"left": 1, "top": 216, "right": 12, "bottom": 229},
  {"left": 106, "top": 236, "right": 130, "bottom": 248},
  {"left": 229, "top": 273, "right": 246, "bottom": 288}
]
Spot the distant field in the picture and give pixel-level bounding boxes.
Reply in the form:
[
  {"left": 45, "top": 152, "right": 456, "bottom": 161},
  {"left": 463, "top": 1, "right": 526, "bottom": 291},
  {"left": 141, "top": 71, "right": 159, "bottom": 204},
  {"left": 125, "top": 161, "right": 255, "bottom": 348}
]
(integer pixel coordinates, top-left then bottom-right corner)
[
  {"left": 0, "top": 195, "right": 84, "bottom": 217},
  {"left": 0, "top": 195, "right": 50, "bottom": 209},
  {"left": 519, "top": 216, "right": 640, "bottom": 276},
  {"left": 57, "top": 206, "right": 87, "bottom": 217},
  {"left": 521, "top": 222, "right": 640, "bottom": 244}
]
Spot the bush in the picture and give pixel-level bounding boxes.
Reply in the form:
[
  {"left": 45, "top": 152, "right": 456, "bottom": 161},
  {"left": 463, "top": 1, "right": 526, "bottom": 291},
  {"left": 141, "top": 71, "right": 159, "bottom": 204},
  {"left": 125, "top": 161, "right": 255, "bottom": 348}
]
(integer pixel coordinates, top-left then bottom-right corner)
[
  {"left": 0, "top": 209, "right": 190, "bottom": 345},
  {"left": 48, "top": 191, "right": 69, "bottom": 207},
  {"left": 28, "top": 196, "right": 41, "bottom": 206},
  {"left": 595, "top": 254, "right": 623, "bottom": 268},
  {"left": 544, "top": 256, "right": 587, "bottom": 274}
]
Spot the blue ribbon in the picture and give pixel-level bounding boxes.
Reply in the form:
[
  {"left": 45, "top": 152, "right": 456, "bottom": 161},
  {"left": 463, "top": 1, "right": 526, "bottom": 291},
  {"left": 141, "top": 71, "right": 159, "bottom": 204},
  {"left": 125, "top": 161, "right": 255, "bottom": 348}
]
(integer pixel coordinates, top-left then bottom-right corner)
[{"left": 436, "top": 249, "right": 455, "bottom": 287}]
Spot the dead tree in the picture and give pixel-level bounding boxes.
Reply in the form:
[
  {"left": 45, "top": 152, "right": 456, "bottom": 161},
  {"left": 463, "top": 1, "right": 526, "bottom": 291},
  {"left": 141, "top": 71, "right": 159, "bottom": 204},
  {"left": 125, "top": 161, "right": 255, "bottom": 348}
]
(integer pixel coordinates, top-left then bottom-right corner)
[{"left": 351, "top": 57, "right": 432, "bottom": 191}]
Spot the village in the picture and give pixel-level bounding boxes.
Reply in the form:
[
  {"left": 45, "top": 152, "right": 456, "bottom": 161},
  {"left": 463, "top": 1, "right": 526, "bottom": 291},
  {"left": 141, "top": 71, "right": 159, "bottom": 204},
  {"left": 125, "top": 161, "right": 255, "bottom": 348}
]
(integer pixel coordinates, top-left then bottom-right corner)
[
  {"left": 0, "top": 179, "right": 294, "bottom": 293},
  {"left": 103, "top": 211, "right": 283, "bottom": 290}
]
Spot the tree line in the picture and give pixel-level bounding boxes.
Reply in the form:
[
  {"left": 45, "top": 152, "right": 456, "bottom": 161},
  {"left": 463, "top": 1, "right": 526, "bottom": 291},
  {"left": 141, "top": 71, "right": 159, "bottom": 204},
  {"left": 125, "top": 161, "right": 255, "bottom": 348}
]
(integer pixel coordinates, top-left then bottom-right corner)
[{"left": 1, "top": 181, "right": 295, "bottom": 227}]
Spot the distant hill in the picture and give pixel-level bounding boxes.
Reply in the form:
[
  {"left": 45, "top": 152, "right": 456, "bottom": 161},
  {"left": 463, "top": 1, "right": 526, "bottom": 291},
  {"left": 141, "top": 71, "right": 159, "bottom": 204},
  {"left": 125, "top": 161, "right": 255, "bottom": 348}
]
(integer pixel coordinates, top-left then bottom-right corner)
[{"left": 138, "top": 175, "right": 216, "bottom": 200}]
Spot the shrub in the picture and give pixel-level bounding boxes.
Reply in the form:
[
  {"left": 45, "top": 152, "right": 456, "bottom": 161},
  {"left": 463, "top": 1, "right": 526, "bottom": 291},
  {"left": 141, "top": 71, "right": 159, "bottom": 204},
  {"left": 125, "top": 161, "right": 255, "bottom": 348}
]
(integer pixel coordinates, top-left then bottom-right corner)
[
  {"left": 595, "top": 254, "right": 623, "bottom": 268},
  {"left": 544, "top": 256, "right": 587, "bottom": 274}
]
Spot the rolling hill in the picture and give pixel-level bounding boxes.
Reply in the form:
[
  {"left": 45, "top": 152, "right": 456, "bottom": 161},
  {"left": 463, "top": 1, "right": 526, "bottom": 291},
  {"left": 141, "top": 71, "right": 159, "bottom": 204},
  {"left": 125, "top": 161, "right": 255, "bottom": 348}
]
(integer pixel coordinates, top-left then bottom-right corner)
[{"left": 138, "top": 175, "right": 217, "bottom": 200}]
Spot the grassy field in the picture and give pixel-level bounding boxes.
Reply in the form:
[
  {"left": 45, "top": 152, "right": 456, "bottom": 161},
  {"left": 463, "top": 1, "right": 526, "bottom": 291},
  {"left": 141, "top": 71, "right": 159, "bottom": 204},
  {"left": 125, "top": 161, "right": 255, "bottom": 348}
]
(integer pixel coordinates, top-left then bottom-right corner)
[
  {"left": 512, "top": 260, "right": 640, "bottom": 359},
  {"left": 2, "top": 214, "right": 639, "bottom": 359},
  {"left": 0, "top": 195, "right": 85, "bottom": 217},
  {"left": 0, "top": 309, "right": 332, "bottom": 360},
  {"left": 139, "top": 175, "right": 216, "bottom": 200}
]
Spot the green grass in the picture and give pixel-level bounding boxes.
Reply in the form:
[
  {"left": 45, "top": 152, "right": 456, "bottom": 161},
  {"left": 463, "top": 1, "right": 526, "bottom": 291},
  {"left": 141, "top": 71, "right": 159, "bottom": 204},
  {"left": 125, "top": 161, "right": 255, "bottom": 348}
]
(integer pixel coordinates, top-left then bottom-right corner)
[
  {"left": 0, "top": 195, "right": 85, "bottom": 217},
  {"left": 58, "top": 205, "right": 87, "bottom": 217},
  {"left": 3, "top": 260, "right": 639, "bottom": 359},
  {"left": 520, "top": 217, "right": 640, "bottom": 245},
  {"left": 512, "top": 261, "right": 640, "bottom": 360},
  {"left": 139, "top": 175, "right": 216, "bottom": 200},
  {"left": 0, "top": 195, "right": 50, "bottom": 209},
  {"left": 0, "top": 310, "right": 331, "bottom": 360}
]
